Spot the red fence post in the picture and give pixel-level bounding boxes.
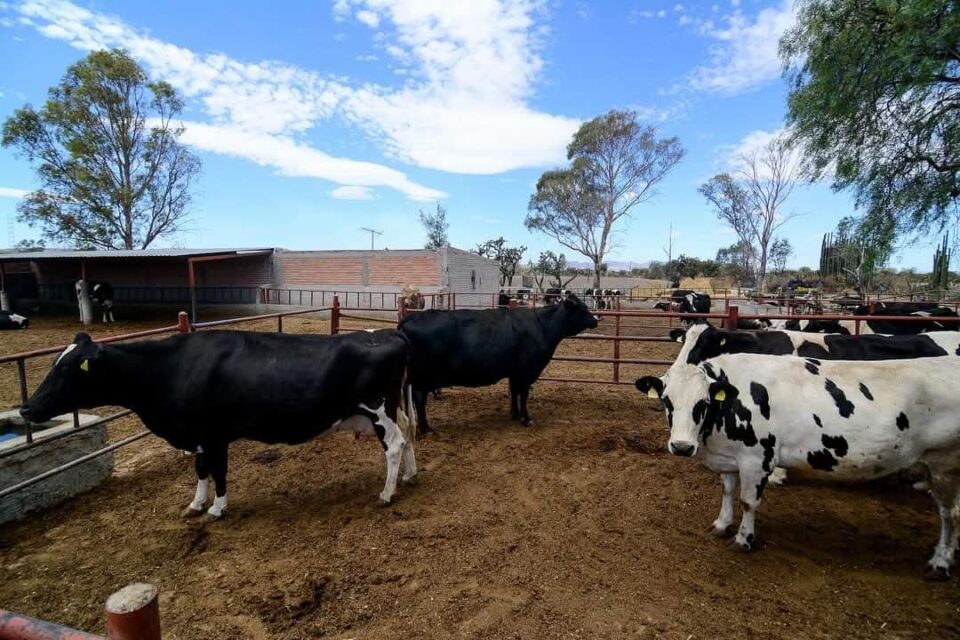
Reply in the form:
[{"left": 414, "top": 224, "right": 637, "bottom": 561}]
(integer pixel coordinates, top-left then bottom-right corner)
[
  {"left": 277, "top": 315, "right": 283, "bottom": 333},
  {"left": 105, "top": 583, "right": 161, "bottom": 640},
  {"left": 331, "top": 295, "right": 340, "bottom": 335},
  {"left": 726, "top": 305, "right": 739, "bottom": 330},
  {"left": 613, "top": 296, "right": 621, "bottom": 383},
  {"left": 397, "top": 296, "right": 406, "bottom": 322},
  {"left": 177, "top": 311, "right": 190, "bottom": 333},
  {"left": 508, "top": 299, "right": 518, "bottom": 309}
]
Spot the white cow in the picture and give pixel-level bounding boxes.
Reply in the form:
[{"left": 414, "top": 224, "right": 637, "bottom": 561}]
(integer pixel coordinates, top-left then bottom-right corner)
[{"left": 636, "top": 353, "right": 960, "bottom": 578}]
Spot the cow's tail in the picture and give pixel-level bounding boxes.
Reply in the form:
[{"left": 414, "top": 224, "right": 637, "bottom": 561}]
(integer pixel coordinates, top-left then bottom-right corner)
[{"left": 398, "top": 382, "right": 417, "bottom": 447}]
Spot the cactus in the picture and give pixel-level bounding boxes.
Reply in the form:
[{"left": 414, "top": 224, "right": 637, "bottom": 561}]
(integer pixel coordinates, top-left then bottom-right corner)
[{"left": 931, "top": 233, "right": 950, "bottom": 298}]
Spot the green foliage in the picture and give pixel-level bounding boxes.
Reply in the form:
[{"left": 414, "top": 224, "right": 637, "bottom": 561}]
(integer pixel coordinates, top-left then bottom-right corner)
[
  {"left": 782, "top": 0, "right": 960, "bottom": 235},
  {"left": 932, "top": 233, "right": 951, "bottom": 292},
  {"left": 527, "top": 109, "right": 684, "bottom": 287},
  {"left": 716, "top": 241, "right": 755, "bottom": 286},
  {"left": 1, "top": 49, "right": 200, "bottom": 249},
  {"left": 419, "top": 203, "right": 449, "bottom": 250},
  {"left": 533, "top": 251, "right": 576, "bottom": 289},
  {"left": 476, "top": 237, "right": 527, "bottom": 287},
  {"left": 769, "top": 238, "right": 793, "bottom": 276},
  {"left": 819, "top": 214, "right": 896, "bottom": 293}
]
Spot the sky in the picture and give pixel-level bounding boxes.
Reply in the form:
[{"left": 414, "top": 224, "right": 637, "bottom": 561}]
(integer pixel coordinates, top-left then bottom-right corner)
[{"left": 0, "top": 0, "right": 943, "bottom": 270}]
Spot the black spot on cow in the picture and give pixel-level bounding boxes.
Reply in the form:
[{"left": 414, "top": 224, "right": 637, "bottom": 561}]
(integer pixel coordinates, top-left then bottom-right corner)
[
  {"left": 821, "top": 434, "right": 849, "bottom": 457},
  {"left": 358, "top": 406, "right": 388, "bottom": 451},
  {"left": 805, "top": 361, "right": 820, "bottom": 375},
  {"left": 813, "top": 414, "right": 822, "bottom": 428},
  {"left": 897, "top": 411, "right": 910, "bottom": 431},
  {"left": 797, "top": 341, "right": 831, "bottom": 359},
  {"left": 824, "top": 379, "right": 855, "bottom": 418},
  {"left": 858, "top": 382, "right": 874, "bottom": 401},
  {"left": 721, "top": 400, "right": 758, "bottom": 447},
  {"left": 701, "top": 361, "right": 719, "bottom": 380},
  {"left": 662, "top": 396, "right": 675, "bottom": 429},
  {"left": 750, "top": 382, "right": 771, "bottom": 420},
  {"left": 956, "top": 344, "right": 960, "bottom": 356},
  {"left": 756, "top": 476, "right": 768, "bottom": 501},
  {"left": 759, "top": 433, "right": 776, "bottom": 472},
  {"left": 807, "top": 448, "right": 839, "bottom": 471},
  {"left": 685, "top": 327, "right": 794, "bottom": 364},
  {"left": 692, "top": 398, "right": 710, "bottom": 424}
]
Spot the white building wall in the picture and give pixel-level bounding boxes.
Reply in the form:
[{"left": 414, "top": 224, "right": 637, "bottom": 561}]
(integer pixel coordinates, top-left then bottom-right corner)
[{"left": 441, "top": 247, "right": 501, "bottom": 307}]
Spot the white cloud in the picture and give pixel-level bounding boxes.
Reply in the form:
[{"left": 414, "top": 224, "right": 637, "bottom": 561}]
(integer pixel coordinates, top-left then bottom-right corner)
[
  {"left": 657, "top": 9, "right": 666, "bottom": 18},
  {"left": 718, "top": 127, "right": 813, "bottom": 180},
  {"left": 0, "top": 187, "right": 29, "bottom": 199},
  {"left": 688, "top": 0, "right": 795, "bottom": 95},
  {"left": 356, "top": 53, "right": 378, "bottom": 62},
  {"left": 332, "top": 185, "right": 377, "bottom": 200},
  {"left": 673, "top": 4, "right": 685, "bottom": 11},
  {"left": 12, "top": 0, "right": 577, "bottom": 181},
  {"left": 678, "top": 15, "right": 692, "bottom": 25},
  {"left": 175, "top": 121, "right": 445, "bottom": 202}
]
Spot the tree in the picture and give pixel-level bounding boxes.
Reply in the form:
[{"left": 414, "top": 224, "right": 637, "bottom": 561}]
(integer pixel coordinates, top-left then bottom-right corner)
[
  {"left": 476, "top": 237, "right": 527, "bottom": 287},
  {"left": 534, "top": 251, "right": 576, "bottom": 289},
  {"left": 419, "top": 203, "right": 449, "bottom": 250},
  {"left": 527, "top": 109, "right": 685, "bottom": 287},
  {"left": 2, "top": 49, "right": 200, "bottom": 250},
  {"left": 820, "top": 215, "right": 896, "bottom": 295},
  {"left": 781, "top": 1, "right": 960, "bottom": 236},
  {"left": 769, "top": 238, "right": 793, "bottom": 277},
  {"left": 716, "top": 241, "right": 755, "bottom": 286},
  {"left": 699, "top": 135, "right": 799, "bottom": 292}
]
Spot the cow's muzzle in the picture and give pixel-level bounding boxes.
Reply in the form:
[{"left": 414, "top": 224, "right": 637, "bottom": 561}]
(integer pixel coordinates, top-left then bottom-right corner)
[{"left": 669, "top": 441, "right": 697, "bottom": 457}]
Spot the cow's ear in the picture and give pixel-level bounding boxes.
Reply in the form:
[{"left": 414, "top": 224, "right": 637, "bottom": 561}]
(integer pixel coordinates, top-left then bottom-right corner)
[
  {"left": 635, "top": 376, "right": 664, "bottom": 399},
  {"left": 708, "top": 380, "right": 737, "bottom": 405},
  {"left": 73, "top": 332, "right": 92, "bottom": 344}
]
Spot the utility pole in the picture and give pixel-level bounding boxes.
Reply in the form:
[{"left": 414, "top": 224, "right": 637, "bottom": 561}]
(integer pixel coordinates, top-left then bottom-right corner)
[{"left": 360, "top": 226, "right": 383, "bottom": 250}]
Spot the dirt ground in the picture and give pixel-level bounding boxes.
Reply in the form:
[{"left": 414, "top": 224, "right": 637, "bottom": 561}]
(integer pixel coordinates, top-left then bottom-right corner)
[{"left": 1, "top": 311, "right": 959, "bottom": 640}]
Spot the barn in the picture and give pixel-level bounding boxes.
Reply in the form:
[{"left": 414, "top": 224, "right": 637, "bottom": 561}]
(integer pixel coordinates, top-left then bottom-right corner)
[{"left": 0, "top": 246, "right": 500, "bottom": 316}]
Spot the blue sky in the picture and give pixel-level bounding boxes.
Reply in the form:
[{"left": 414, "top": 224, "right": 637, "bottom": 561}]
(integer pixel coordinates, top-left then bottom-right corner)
[{"left": 0, "top": 0, "right": 941, "bottom": 269}]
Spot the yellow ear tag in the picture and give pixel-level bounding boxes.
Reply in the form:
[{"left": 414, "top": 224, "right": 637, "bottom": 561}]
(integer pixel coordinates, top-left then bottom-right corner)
[
  {"left": 647, "top": 388, "right": 659, "bottom": 399},
  {"left": 80, "top": 359, "right": 89, "bottom": 372},
  {"left": 714, "top": 389, "right": 726, "bottom": 402},
  {"left": 720, "top": 338, "right": 727, "bottom": 346}
]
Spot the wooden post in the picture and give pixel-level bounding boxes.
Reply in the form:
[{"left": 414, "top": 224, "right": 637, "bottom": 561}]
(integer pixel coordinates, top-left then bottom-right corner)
[
  {"left": 277, "top": 315, "right": 283, "bottom": 333},
  {"left": 105, "top": 583, "right": 161, "bottom": 640},
  {"left": 397, "top": 296, "right": 406, "bottom": 322},
  {"left": 331, "top": 295, "right": 340, "bottom": 335},
  {"left": 177, "top": 311, "right": 190, "bottom": 333}
]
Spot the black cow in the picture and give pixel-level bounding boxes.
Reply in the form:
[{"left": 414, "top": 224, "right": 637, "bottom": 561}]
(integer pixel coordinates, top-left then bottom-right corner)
[
  {"left": 20, "top": 330, "right": 418, "bottom": 518},
  {"left": 399, "top": 295, "right": 598, "bottom": 432},
  {"left": 781, "top": 306, "right": 960, "bottom": 335},
  {"left": 655, "top": 290, "right": 711, "bottom": 324},
  {"left": 0, "top": 310, "right": 28, "bottom": 330}
]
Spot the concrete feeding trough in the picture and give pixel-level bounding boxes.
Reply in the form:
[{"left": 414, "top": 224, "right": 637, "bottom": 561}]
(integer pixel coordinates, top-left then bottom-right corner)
[{"left": 0, "top": 410, "right": 111, "bottom": 524}]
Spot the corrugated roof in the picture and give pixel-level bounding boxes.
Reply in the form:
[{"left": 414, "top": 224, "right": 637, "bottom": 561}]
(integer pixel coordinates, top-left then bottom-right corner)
[{"left": 0, "top": 248, "right": 274, "bottom": 261}]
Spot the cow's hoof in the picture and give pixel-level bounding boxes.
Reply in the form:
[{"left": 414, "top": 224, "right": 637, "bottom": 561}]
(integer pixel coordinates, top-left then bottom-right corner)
[
  {"left": 205, "top": 508, "right": 225, "bottom": 520},
  {"left": 377, "top": 497, "right": 392, "bottom": 508},
  {"left": 180, "top": 506, "right": 205, "bottom": 519},
  {"left": 708, "top": 524, "right": 735, "bottom": 538},
  {"left": 402, "top": 474, "right": 419, "bottom": 486},
  {"left": 728, "top": 537, "right": 753, "bottom": 552},
  {"left": 924, "top": 565, "right": 951, "bottom": 582}
]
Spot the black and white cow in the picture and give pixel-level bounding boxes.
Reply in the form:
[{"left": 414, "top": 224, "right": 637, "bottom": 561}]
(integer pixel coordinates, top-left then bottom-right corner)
[
  {"left": 20, "top": 330, "right": 418, "bottom": 518},
  {"left": 399, "top": 295, "right": 598, "bottom": 432},
  {"left": 543, "top": 287, "right": 572, "bottom": 305},
  {"left": 0, "top": 310, "right": 28, "bottom": 330},
  {"left": 77, "top": 280, "right": 115, "bottom": 323},
  {"left": 637, "top": 353, "right": 960, "bottom": 578},
  {"left": 669, "top": 324, "right": 960, "bottom": 365},
  {"left": 774, "top": 304, "right": 960, "bottom": 335},
  {"left": 654, "top": 290, "right": 711, "bottom": 324}
]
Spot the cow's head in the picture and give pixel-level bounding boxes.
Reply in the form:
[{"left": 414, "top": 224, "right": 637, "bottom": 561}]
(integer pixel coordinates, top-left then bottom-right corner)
[
  {"left": 556, "top": 295, "right": 598, "bottom": 334},
  {"left": 636, "top": 361, "right": 734, "bottom": 458},
  {"left": 20, "top": 333, "right": 105, "bottom": 424}
]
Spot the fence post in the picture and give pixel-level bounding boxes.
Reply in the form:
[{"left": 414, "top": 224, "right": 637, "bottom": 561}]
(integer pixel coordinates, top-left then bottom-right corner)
[
  {"left": 331, "top": 295, "right": 340, "bottom": 335},
  {"left": 277, "top": 315, "right": 283, "bottom": 333},
  {"left": 105, "top": 583, "right": 161, "bottom": 640},
  {"left": 508, "top": 299, "right": 518, "bottom": 309},
  {"left": 726, "top": 305, "right": 739, "bottom": 330},
  {"left": 16, "top": 358, "right": 31, "bottom": 443},
  {"left": 177, "top": 311, "right": 190, "bottom": 333},
  {"left": 452, "top": 292, "right": 457, "bottom": 309},
  {"left": 397, "top": 296, "right": 406, "bottom": 322},
  {"left": 613, "top": 296, "right": 621, "bottom": 383}
]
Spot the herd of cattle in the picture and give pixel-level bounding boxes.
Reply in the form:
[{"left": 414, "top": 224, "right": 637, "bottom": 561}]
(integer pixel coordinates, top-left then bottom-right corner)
[{"left": 15, "top": 292, "right": 960, "bottom": 581}]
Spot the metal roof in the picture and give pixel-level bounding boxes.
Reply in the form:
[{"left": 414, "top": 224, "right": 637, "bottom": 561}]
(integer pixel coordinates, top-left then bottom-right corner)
[{"left": 0, "top": 248, "right": 274, "bottom": 261}]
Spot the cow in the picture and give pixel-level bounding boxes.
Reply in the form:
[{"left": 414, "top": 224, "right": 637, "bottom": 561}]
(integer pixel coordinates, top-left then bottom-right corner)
[
  {"left": 0, "top": 310, "right": 28, "bottom": 330},
  {"left": 77, "top": 280, "right": 115, "bottom": 323},
  {"left": 399, "top": 295, "right": 598, "bottom": 432},
  {"left": 777, "top": 304, "right": 960, "bottom": 335},
  {"left": 669, "top": 324, "right": 960, "bottom": 366},
  {"left": 400, "top": 284, "right": 426, "bottom": 311},
  {"left": 602, "top": 288, "right": 622, "bottom": 310},
  {"left": 19, "top": 329, "right": 418, "bottom": 518},
  {"left": 583, "top": 288, "right": 605, "bottom": 310},
  {"left": 636, "top": 353, "right": 960, "bottom": 579},
  {"left": 543, "top": 287, "right": 572, "bottom": 305},
  {"left": 654, "top": 290, "right": 711, "bottom": 325}
]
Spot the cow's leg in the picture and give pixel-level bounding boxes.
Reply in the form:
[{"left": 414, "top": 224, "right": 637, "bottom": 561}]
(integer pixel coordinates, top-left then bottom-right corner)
[
  {"left": 710, "top": 472, "right": 738, "bottom": 538},
  {"left": 413, "top": 388, "right": 433, "bottom": 434},
  {"left": 205, "top": 442, "right": 229, "bottom": 519},
  {"left": 731, "top": 465, "right": 770, "bottom": 552},
  {"left": 924, "top": 461, "right": 960, "bottom": 580},
  {"left": 364, "top": 402, "right": 404, "bottom": 505},
  {"left": 518, "top": 385, "right": 533, "bottom": 426},
  {"left": 181, "top": 446, "right": 210, "bottom": 518},
  {"left": 509, "top": 378, "right": 520, "bottom": 420}
]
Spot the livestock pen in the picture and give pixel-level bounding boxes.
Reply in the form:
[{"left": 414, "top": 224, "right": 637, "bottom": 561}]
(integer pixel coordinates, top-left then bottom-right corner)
[{"left": 0, "top": 299, "right": 958, "bottom": 639}]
